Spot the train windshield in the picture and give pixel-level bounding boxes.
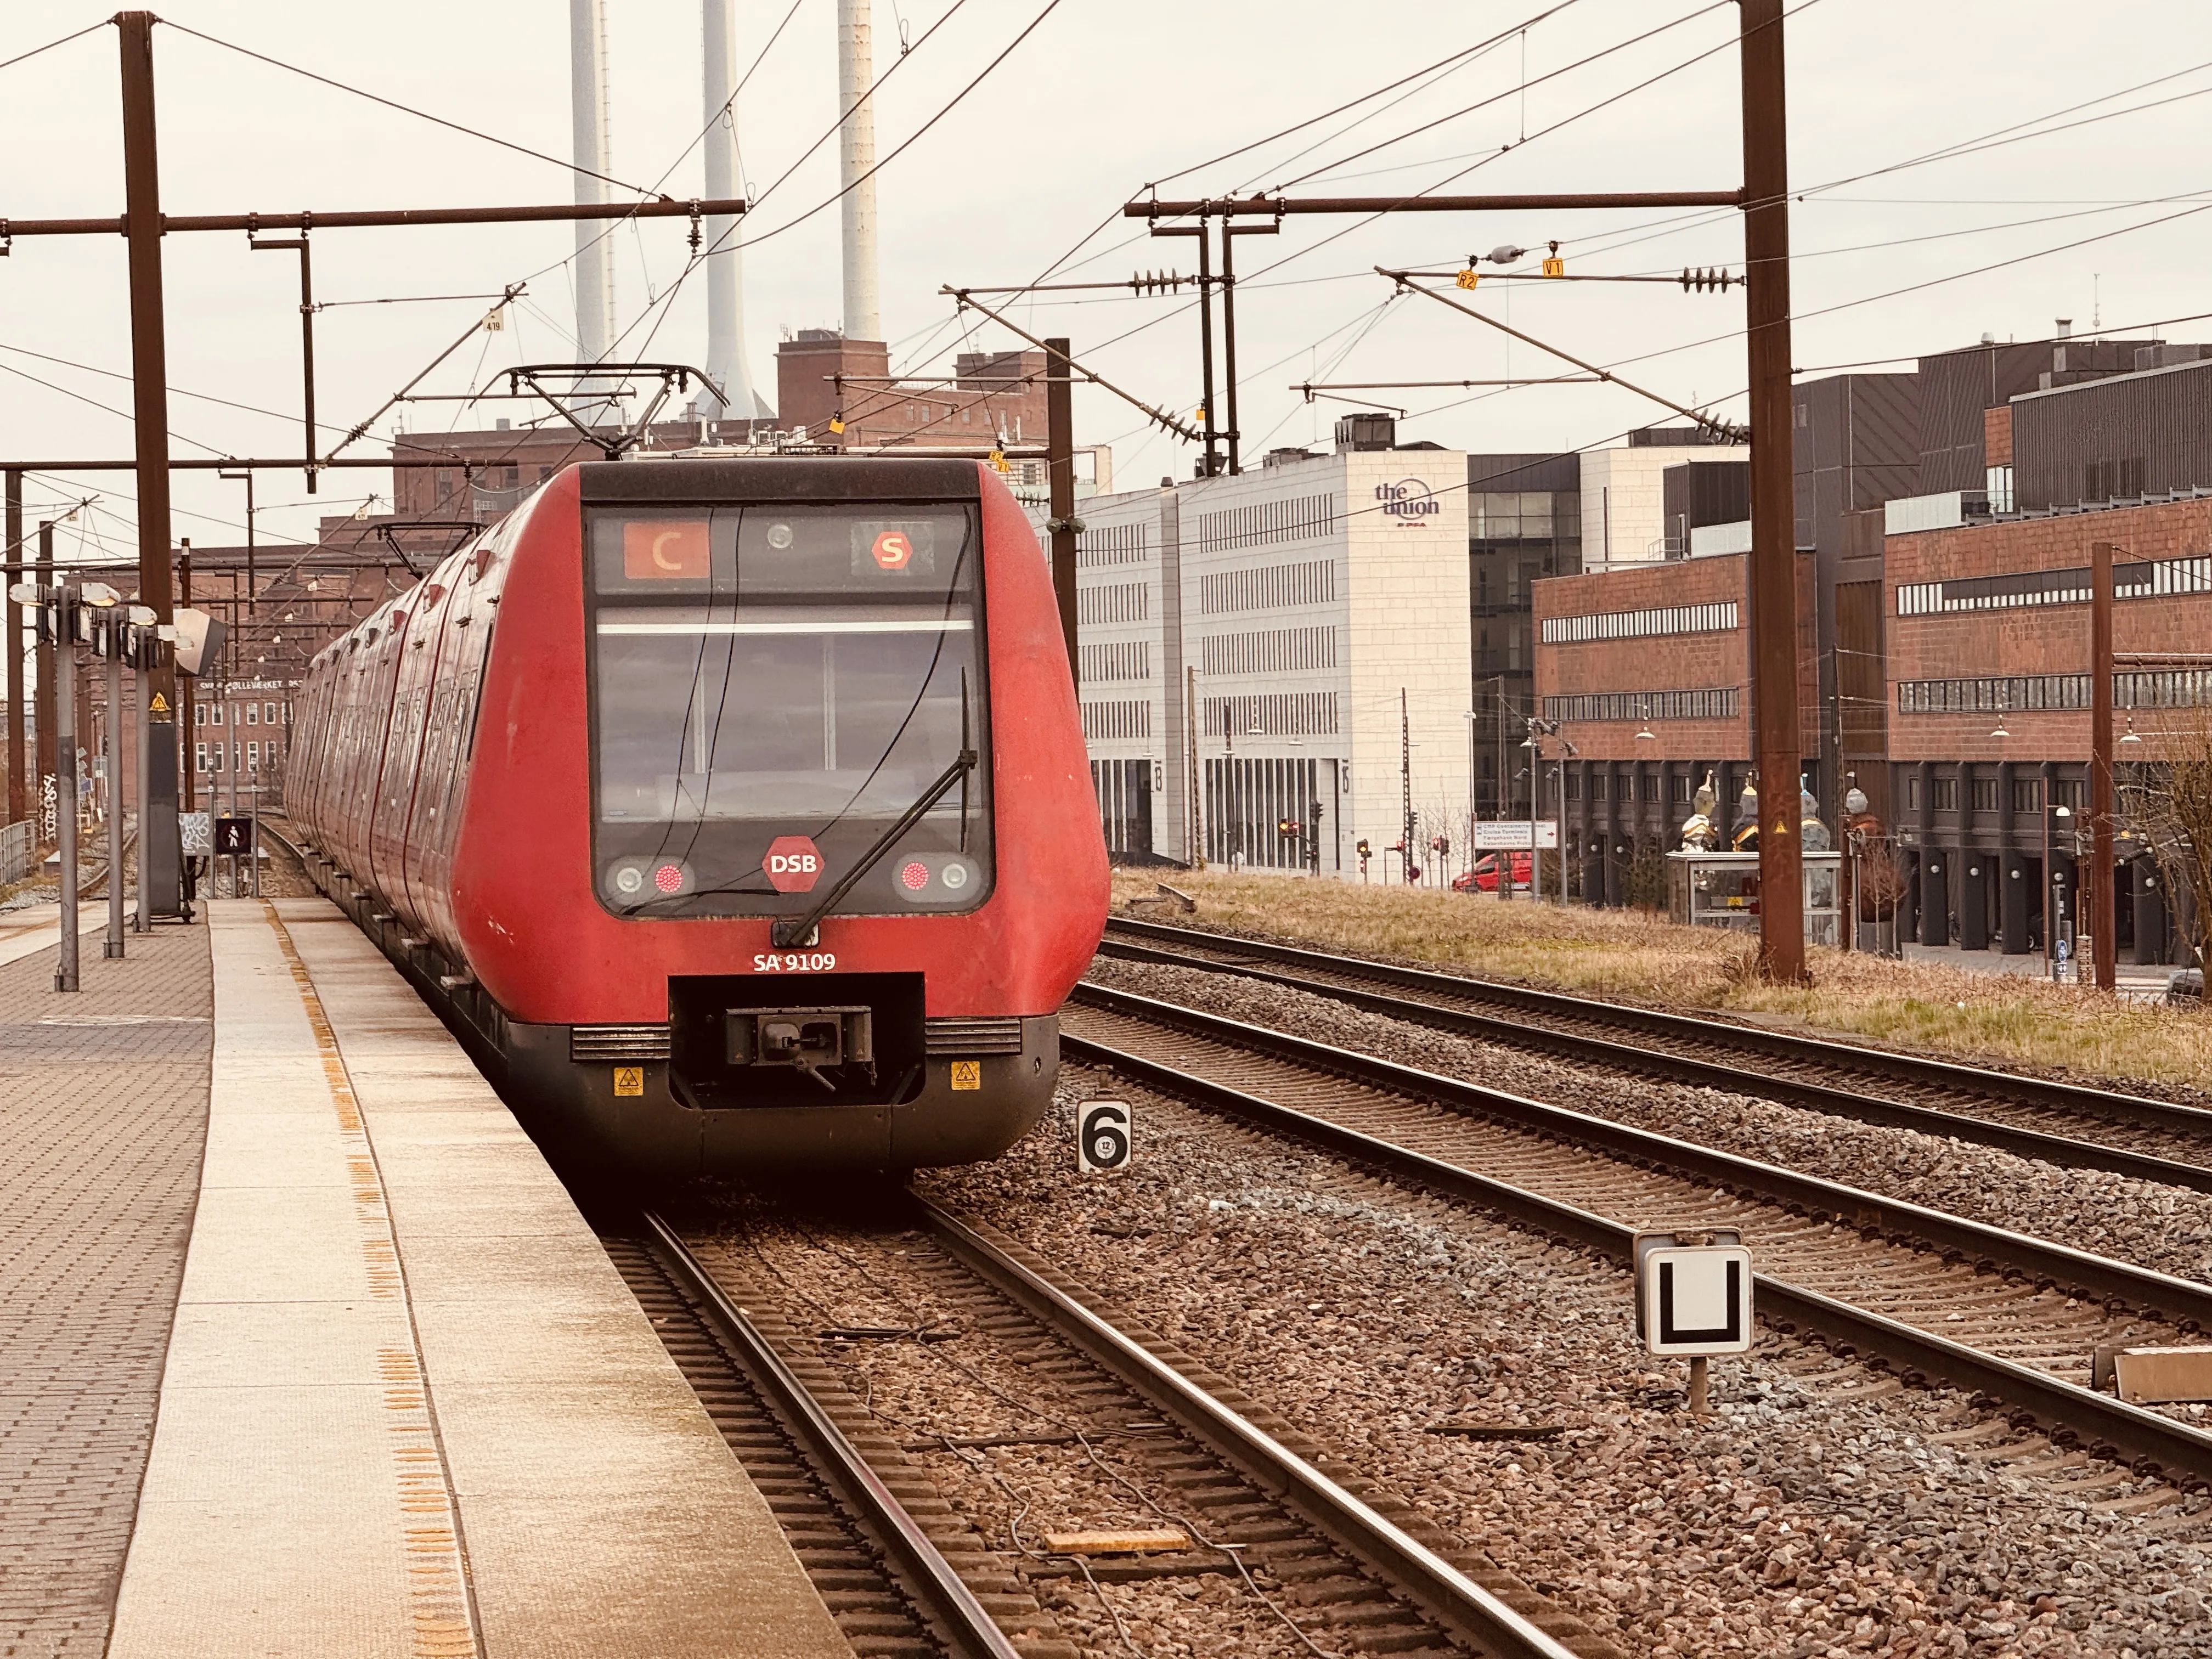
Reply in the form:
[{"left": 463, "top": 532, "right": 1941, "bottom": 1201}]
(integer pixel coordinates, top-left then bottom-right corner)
[{"left": 585, "top": 504, "right": 991, "bottom": 920}]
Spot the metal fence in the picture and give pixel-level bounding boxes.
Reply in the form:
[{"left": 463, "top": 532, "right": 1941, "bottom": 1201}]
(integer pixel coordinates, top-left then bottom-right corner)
[{"left": 0, "top": 820, "right": 33, "bottom": 885}]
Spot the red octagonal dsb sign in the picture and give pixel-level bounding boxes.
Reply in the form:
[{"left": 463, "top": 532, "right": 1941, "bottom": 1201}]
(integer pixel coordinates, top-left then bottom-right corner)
[{"left": 764, "top": 835, "right": 824, "bottom": 893}]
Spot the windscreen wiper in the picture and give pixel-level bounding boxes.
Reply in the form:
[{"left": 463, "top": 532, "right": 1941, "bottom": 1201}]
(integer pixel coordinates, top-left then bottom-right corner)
[{"left": 770, "top": 746, "right": 978, "bottom": 947}]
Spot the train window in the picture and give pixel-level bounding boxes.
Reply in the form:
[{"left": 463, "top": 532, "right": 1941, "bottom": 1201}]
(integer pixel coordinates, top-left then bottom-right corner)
[{"left": 584, "top": 502, "right": 992, "bottom": 921}]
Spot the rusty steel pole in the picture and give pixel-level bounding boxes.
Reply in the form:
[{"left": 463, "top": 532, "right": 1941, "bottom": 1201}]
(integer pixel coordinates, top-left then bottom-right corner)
[
  {"left": 2090, "top": 540, "right": 2117, "bottom": 992},
  {"left": 119, "top": 12, "right": 182, "bottom": 916},
  {"left": 1044, "top": 336, "right": 1079, "bottom": 685},
  {"left": 4, "top": 469, "right": 21, "bottom": 828},
  {"left": 1740, "top": 0, "right": 1804, "bottom": 981}
]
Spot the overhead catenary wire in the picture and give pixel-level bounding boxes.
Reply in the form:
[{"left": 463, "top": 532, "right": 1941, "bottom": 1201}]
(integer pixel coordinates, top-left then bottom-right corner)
[
  {"left": 1236, "top": 2, "right": 1578, "bottom": 195},
  {"left": 1058, "top": 5, "right": 2206, "bottom": 467},
  {"left": 157, "top": 20, "right": 673, "bottom": 200},
  {"left": 0, "top": 20, "right": 109, "bottom": 85},
  {"left": 1270, "top": 0, "right": 1734, "bottom": 192},
  {"left": 1146, "top": 3, "right": 1578, "bottom": 193}
]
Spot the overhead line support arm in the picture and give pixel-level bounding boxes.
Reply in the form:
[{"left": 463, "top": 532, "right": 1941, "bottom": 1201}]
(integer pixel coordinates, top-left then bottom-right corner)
[
  {"left": 940, "top": 288, "right": 1204, "bottom": 444},
  {"left": 0, "top": 198, "right": 746, "bottom": 238},
  {"left": 1124, "top": 191, "right": 1742, "bottom": 218},
  {"left": 1375, "top": 269, "right": 1742, "bottom": 442}
]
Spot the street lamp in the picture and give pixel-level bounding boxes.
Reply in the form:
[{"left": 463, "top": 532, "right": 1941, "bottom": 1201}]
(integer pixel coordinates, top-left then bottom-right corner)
[
  {"left": 2050, "top": 802, "right": 2075, "bottom": 981},
  {"left": 1461, "top": 710, "right": 1479, "bottom": 880}
]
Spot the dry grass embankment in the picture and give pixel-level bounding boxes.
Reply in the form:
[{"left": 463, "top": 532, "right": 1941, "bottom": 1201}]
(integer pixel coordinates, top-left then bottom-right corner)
[{"left": 1109, "top": 869, "right": 2212, "bottom": 1098}]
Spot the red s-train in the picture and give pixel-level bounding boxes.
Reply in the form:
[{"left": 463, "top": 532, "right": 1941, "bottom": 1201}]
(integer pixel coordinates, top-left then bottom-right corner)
[{"left": 286, "top": 457, "right": 1109, "bottom": 1177}]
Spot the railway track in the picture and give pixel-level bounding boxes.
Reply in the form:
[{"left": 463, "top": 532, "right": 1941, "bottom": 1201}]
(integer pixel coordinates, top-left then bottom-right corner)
[
  {"left": 1099, "top": 917, "right": 2212, "bottom": 1193},
  {"left": 1063, "top": 981, "right": 2212, "bottom": 1498},
  {"left": 603, "top": 1227, "right": 964, "bottom": 1659},
  {"left": 621, "top": 1198, "right": 1601, "bottom": 1659}
]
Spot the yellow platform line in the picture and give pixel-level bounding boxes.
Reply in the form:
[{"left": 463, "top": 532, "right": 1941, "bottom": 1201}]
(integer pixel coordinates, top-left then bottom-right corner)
[{"left": 261, "top": 902, "right": 485, "bottom": 1659}]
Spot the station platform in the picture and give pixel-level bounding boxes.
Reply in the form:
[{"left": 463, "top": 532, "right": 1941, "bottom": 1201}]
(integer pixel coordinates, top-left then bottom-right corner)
[{"left": 0, "top": 896, "right": 855, "bottom": 1659}]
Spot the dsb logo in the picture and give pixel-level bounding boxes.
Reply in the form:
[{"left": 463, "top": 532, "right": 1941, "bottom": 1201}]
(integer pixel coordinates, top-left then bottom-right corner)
[{"left": 763, "top": 834, "right": 825, "bottom": 893}]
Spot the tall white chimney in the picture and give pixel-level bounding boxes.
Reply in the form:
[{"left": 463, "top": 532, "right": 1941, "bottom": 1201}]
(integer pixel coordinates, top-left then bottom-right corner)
[
  {"left": 702, "top": 0, "right": 770, "bottom": 419},
  {"left": 571, "top": 0, "right": 617, "bottom": 370},
  {"left": 836, "top": 0, "right": 882, "bottom": 342}
]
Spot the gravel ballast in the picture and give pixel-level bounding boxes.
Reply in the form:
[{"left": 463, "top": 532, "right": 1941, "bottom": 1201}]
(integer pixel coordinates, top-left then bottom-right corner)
[
  {"left": 1085, "top": 957, "right": 2212, "bottom": 1289},
  {"left": 927, "top": 1079, "right": 2212, "bottom": 1656}
]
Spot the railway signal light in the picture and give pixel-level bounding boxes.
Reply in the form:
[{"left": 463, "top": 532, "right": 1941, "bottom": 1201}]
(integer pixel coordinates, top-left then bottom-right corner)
[{"left": 1277, "top": 817, "right": 1302, "bottom": 840}]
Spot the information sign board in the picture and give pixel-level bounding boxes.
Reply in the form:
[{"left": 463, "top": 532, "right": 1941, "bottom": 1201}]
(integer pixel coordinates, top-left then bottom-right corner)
[{"left": 1470, "top": 821, "right": 1559, "bottom": 850}]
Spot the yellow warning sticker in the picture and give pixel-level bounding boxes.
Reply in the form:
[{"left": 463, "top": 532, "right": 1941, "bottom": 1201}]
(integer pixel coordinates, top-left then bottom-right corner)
[
  {"left": 150, "top": 692, "right": 171, "bottom": 715},
  {"left": 950, "top": 1060, "right": 981, "bottom": 1091},
  {"left": 613, "top": 1066, "right": 644, "bottom": 1097}
]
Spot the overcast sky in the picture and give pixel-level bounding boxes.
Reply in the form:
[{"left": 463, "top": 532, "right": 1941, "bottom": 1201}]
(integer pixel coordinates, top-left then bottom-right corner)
[{"left": 4, "top": 1, "right": 2210, "bottom": 560}]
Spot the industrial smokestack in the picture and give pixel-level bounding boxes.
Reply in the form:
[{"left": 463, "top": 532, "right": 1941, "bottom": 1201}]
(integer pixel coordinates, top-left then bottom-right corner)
[
  {"left": 836, "top": 0, "right": 883, "bottom": 343},
  {"left": 570, "top": 0, "right": 617, "bottom": 375},
  {"left": 703, "top": 0, "right": 770, "bottom": 419}
]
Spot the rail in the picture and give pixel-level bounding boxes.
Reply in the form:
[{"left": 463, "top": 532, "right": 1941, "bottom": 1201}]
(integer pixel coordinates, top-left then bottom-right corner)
[
  {"left": 1096, "top": 922, "right": 2212, "bottom": 1192},
  {"left": 916, "top": 1198, "right": 1583, "bottom": 1659},
  {"left": 647, "top": 1204, "right": 1581, "bottom": 1659},
  {"left": 642, "top": 1213, "right": 1027, "bottom": 1659},
  {"left": 1065, "top": 981, "right": 2212, "bottom": 1487}
]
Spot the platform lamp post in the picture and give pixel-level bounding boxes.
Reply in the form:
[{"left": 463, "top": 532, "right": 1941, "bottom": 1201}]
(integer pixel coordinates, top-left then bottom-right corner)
[{"left": 2089, "top": 540, "right": 2118, "bottom": 992}]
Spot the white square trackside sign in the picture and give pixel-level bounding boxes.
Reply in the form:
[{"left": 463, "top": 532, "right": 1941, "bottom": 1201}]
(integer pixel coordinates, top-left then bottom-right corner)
[{"left": 1635, "top": 1230, "right": 1753, "bottom": 1357}]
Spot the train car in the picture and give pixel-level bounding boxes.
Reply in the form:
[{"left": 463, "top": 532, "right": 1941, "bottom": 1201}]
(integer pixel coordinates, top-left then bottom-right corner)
[{"left": 285, "top": 457, "right": 1109, "bottom": 1178}]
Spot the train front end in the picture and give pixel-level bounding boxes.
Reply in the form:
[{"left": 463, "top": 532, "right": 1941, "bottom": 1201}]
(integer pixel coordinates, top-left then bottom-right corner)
[{"left": 460, "top": 458, "right": 1107, "bottom": 1177}]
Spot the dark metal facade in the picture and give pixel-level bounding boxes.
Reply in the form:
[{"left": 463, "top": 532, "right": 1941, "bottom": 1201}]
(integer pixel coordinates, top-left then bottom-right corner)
[
  {"left": 1468, "top": 453, "right": 1582, "bottom": 821},
  {"left": 1918, "top": 338, "right": 2155, "bottom": 493},
  {"left": 2012, "top": 357, "right": 2212, "bottom": 510}
]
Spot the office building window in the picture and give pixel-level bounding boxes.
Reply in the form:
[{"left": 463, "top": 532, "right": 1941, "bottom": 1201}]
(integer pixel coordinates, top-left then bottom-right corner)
[
  {"left": 1080, "top": 701, "right": 1151, "bottom": 741},
  {"left": 1077, "top": 582, "right": 1149, "bottom": 625},
  {"left": 1897, "top": 554, "right": 2212, "bottom": 616},
  {"left": 1077, "top": 522, "right": 1149, "bottom": 568},
  {"left": 1541, "top": 687, "right": 1740, "bottom": 723},
  {"left": 1541, "top": 601, "right": 1737, "bottom": 645},
  {"left": 1199, "top": 558, "right": 1335, "bottom": 615},
  {"left": 1199, "top": 626, "right": 1337, "bottom": 676}
]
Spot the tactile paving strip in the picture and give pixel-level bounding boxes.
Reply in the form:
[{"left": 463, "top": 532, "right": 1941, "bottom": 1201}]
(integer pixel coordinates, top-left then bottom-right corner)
[{"left": 262, "top": 904, "right": 483, "bottom": 1659}]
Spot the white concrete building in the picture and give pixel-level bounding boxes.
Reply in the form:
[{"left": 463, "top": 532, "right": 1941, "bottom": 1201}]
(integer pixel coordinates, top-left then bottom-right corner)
[
  {"left": 1579, "top": 436, "right": 1747, "bottom": 569},
  {"left": 1053, "top": 444, "right": 1472, "bottom": 879}
]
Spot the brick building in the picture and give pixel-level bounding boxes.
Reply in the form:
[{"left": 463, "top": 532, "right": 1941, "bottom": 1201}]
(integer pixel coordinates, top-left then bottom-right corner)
[
  {"left": 1882, "top": 496, "right": 2212, "bottom": 961},
  {"left": 773, "top": 334, "right": 1049, "bottom": 452},
  {"left": 1533, "top": 549, "right": 1818, "bottom": 904}
]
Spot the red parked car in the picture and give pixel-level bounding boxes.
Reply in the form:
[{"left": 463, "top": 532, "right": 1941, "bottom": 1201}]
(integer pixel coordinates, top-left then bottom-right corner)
[{"left": 1453, "top": 850, "right": 1533, "bottom": 894}]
